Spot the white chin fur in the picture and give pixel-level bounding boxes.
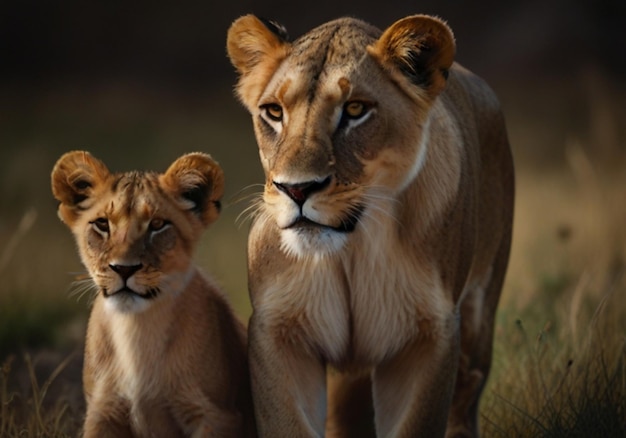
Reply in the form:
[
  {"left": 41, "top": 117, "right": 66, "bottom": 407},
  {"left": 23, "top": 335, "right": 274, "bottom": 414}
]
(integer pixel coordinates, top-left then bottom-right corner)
[
  {"left": 102, "top": 268, "right": 193, "bottom": 315},
  {"left": 280, "top": 227, "right": 347, "bottom": 260},
  {"left": 104, "top": 293, "right": 152, "bottom": 314}
]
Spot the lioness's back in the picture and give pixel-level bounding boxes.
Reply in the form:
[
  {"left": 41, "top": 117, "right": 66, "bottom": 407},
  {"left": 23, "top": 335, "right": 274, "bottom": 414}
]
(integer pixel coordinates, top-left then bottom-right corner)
[{"left": 443, "top": 64, "right": 514, "bottom": 272}]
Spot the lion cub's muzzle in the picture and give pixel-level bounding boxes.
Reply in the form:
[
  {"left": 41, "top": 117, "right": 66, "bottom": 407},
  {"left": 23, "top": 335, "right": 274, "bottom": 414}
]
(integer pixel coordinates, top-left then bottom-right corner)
[
  {"left": 102, "top": 263, "right": 159, "bottom": 299},
  {"left": 273, "top": 176, "right": 363, "bottom": 233}
]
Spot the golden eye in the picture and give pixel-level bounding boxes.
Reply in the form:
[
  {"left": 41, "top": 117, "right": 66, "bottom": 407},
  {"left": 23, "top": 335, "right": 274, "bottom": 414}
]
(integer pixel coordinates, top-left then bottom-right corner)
[
  {"left": 344, "top": 101, "right": 366, "bottom": 119},
  {"left": 90, "top": 217, "right": 109, "bottom": 233},
  {"left": 149, "top": 218, "right": 169, "bottom": 232},
  {"left": 263, "top": 104, "right": 283, "bottom": 122}
]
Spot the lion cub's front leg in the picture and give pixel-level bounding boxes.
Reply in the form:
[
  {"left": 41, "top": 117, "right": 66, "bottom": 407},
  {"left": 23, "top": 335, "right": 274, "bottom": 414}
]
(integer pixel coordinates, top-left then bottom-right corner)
[
  {"left": 82, "top": 393, "right": 133, "bottom": 438},
  {"left": 83, "top": 415, "right": 133, "bottom": 438},
  {"left": 171, "top": 391, "right": 245, "bottom": 438}
]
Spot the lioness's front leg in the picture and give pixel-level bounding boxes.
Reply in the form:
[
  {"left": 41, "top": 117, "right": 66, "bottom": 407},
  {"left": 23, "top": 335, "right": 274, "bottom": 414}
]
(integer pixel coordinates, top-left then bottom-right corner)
[
  {"left": 372, "top": 319, "right": 460, "bottom": 437},
  {"left": 248, "top": 312, "right": 327, "bottom": 437}
]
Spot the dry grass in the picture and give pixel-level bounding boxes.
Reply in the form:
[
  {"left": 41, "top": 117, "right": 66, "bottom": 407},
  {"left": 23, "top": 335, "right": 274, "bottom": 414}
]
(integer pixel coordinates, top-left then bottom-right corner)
[
  {"left": 482, "top": 275, "right": 625, "bottom": 437},
  {"left": 1, "top": 352, "right": 83, "bottom": 437},
  {"left": 480, "top": 144, "right": 626, "bottom": 436}
]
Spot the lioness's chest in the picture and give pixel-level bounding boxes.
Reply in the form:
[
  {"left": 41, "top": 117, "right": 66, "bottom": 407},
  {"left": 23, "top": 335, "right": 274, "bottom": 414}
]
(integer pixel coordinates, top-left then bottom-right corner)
[{"left": 263, "top": 243, "right": 451, "bottom": 367}]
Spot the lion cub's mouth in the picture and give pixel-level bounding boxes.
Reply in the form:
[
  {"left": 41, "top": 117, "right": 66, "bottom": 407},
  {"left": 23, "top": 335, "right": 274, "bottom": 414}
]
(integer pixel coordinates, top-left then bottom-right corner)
[
  {"left": 102, "top": 286, "right": 160, "bottom": 300},
  {"left": 286, "top": 206, "right": 364, "bottom": 233}
]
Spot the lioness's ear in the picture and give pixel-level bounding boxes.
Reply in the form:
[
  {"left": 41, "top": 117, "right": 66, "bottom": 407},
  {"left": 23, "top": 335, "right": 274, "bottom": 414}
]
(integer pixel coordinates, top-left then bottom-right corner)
[
  {"left": 226, "top": 14, "right": 290, "bottom": 108},
  {"left": 369, "top": 15, "right": 455, "bottom": 99},
  {"left": 51, "top": 150, "right": 111, "bottom": 225},
  {"left": 161, "top": 153, "right": 224, "bottom": 227},
  {"left": 227, "top": 14, "right": 289, "bottom": 75}
]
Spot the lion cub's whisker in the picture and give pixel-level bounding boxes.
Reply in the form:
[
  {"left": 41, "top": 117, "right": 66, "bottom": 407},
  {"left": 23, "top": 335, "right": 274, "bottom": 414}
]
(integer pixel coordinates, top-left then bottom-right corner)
[{"left": 68, "top": 277, "right": 97, "bottom": 303}]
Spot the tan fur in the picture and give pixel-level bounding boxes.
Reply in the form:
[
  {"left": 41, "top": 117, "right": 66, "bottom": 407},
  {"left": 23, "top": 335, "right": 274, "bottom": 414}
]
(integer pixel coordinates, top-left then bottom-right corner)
[
  {"left": 51, "top": 151, "right": 256, "bottom": 438},
  {"left": 228, "top": 14, "right": 514, "bottom": 438}
]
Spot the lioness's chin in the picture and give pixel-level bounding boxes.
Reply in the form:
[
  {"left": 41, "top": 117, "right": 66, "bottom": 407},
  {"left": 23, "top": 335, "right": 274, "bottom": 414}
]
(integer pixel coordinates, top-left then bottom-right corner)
[{"left": 280, "top": 227, "right": 348, "bottom": 259}]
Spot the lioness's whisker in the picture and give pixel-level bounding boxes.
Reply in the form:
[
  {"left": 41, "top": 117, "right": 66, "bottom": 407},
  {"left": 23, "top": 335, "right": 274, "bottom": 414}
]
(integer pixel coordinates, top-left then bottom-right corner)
[{"left": 235, "top": 196, "right": 264, "bottom": 227}]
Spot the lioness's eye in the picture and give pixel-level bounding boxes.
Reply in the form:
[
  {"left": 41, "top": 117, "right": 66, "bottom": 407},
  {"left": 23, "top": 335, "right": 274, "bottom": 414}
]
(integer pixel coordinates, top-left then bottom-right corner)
[
  {"left": 262, "top": 104, "right": 283, "bottom": 122},
  {"left": 343, "top": 101, "right": 366, "bottom": 119},
  {"left": 149, "top": 218, "right": 169, "bottom": 232},
  {"left": 91, "top": 218, "right": 109, "bottom": 234}
]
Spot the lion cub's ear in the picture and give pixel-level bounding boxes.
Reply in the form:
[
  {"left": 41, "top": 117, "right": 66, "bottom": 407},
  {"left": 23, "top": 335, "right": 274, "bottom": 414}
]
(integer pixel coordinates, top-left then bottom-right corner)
[
  {"left": 369, "top": 14, "right": 456, "bottom": 99},
  {"left": 160, "top": 153, "right": 224, "bottom": 227},
  {"left": 51, "top": 150, "right": 111, "bottom": 226},
  {"left": 227, "top": 14, "right": 290, "bottom": 108}
]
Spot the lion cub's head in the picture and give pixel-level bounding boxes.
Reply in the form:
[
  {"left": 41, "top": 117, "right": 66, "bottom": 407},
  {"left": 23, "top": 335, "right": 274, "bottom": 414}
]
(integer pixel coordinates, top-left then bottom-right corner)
[
  {"left": 51, "top": 151, "right": 224, "bottom": 313},
  {"left": 227, "top": 15, "right": 455, "bottom": 258}
]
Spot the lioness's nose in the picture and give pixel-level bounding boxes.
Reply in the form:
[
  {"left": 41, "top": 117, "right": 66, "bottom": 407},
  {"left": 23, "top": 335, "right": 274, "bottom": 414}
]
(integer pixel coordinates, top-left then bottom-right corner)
[
  {"left": 274, "top": 176, "right": 331, "bottom": 207},
  {"left": 109, "top": 263, "right": 142, "bottom": 281}
]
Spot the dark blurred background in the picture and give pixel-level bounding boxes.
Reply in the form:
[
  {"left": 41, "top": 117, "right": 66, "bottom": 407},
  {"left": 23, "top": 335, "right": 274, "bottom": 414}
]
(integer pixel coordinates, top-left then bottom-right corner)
[{"left": 1, "top": 0, "right": 625, "bottom": 354}]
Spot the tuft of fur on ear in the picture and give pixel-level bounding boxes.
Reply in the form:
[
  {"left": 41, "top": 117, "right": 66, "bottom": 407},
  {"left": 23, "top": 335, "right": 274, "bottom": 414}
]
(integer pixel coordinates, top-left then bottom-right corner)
[
  {"left": 51, "top": 150, "right": 111, "bottom": 225},
  {"left": 227, "top": 14, "right": 289, "bottom": 75},
  {"left": 160, "top": 153, "right": 224, "bottom": 227},
  {"left": 226, "top": 14, "right": 291, "bottom": 109},
  {"left": 369, "top": 14, "right": 455, "bottom": 100}
]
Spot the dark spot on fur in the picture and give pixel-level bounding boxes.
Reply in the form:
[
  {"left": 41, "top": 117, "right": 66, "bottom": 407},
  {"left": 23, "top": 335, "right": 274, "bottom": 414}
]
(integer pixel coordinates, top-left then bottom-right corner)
[
  {"left": 258, "top": 17, "right": 289, "bottom": 41},
  {"left": 70, "top": 179, "right": 91, "bottom": 204},
  {"left": 111, "top": 176, "right": 123, "bottom": 192},
  {"left": 72, "top": 193, "right": 88, "bottom": 204},
  {"left": 146, "top": 288, "right": 160, "bottom": 299},
  {"left": 183, "top": 185, "right": 209, "bottom": 214},
  {"left": 399, "top": 48, "right": 432, "bottom": 87},
  {"left": 74, "top": 179, "right": 91, "bottom": 190}
]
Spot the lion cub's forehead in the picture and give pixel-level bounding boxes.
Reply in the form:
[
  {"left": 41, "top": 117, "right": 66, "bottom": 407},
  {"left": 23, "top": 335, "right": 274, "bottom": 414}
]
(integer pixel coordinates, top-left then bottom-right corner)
[{"left": 104, "top": 171, "right": 161, "bottom": 222}]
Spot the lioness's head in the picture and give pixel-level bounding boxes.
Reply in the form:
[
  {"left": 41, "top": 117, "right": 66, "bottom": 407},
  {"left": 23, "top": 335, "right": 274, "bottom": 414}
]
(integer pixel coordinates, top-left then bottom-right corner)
[
  {"left": 51, "top": 151, "right": 224, "bottom": 313},
  {"left": 227, "top": 15, "right": 455, "bottom": 258}
]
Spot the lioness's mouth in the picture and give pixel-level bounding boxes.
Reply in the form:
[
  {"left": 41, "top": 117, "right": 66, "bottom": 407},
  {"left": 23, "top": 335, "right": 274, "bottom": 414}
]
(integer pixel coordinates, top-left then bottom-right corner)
[
  {"left": 287, "top": 206, "right": 364, "bottom": 233},
  {"left": 102, "top": 287, "right": 160, "bottom": 300}
]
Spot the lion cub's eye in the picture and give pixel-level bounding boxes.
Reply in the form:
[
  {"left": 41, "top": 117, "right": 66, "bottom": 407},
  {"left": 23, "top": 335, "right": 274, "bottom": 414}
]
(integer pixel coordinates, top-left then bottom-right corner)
[
  {"left": 91, "top": 218, "right": 109, "bottom": 234},
  {"left": 262, "top": 104, "right": 283, "bottom": 122},
  {"left": 343, "top": 101, "right": 367, "bottom": 119},
  {"left": 149, "top": 218, "right": 170, "bottom": 233}
]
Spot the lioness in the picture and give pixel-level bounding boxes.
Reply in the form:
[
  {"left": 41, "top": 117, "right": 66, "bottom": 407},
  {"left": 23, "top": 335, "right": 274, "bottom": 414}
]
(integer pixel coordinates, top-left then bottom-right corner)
[
  {"left": 227, "top": 13, "right": 514, "bottom": 438},
  {"left": 51, "top": 151, "right": 256, "bottom": 438}
]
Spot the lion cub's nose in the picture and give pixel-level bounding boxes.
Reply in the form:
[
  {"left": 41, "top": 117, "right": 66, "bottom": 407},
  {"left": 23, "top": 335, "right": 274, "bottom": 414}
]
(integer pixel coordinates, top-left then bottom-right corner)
[
  {"left": 274, "top": 176, "right": 331, "bottom": 207},
  {"left": 109, "top": 263, "right": 143, "bottom": 281}
]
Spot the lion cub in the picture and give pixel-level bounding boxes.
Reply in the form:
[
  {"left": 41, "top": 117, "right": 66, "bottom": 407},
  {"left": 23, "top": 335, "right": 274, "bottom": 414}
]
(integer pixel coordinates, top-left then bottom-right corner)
[{"left": 51, "top": 151, "right": 255, "bottom": 438}]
